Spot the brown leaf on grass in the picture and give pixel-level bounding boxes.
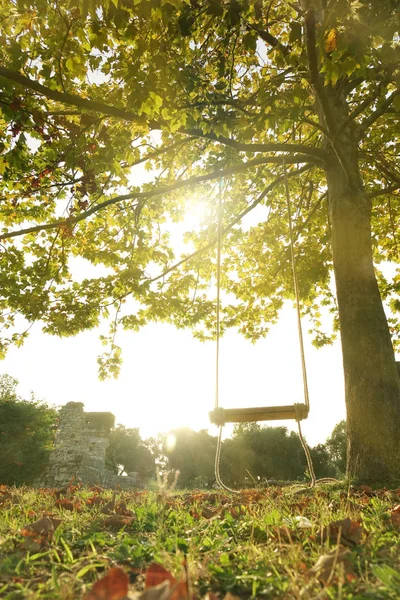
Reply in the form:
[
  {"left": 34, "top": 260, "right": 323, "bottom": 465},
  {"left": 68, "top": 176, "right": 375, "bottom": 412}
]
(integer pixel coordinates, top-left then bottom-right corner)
[
  {"left": 55, "top": 498, "right": 81, "bottom": 511},
  {"left": 145, "top": 563, "right": 188, "bottom": 600},
  {"left": 115, "top": 501, "right": 134, "bottom": 517},
  {"left": 103, "top": 514, "right": 133, "bottom": 530},
  {"left": 201, "top": 506, "right": 220, "bottom": 519},
  {"left": 21, "top": 516, "right": 62, "bottom": 550},
  {"left": 87, "top": 494, "right": 108, "bottom": 507},
  {"left": 390, "top": 504, "right": 400, "bottom": 529},
  {"left": 135, "top": 580, "right": 171, "bottom": 600},
  {"left": 319, "top": 518, "right": 364, "bottom": 547},
  {"left": 54, "top": 477, "right": 79, "bottom": 499},
  {"left": 310, "top": 546, "right": 355, "bottom": 585},
  {"left": 84, "top": 567, "right": 129, "bottom": 600},
  {"left": 101, "top": 491, "right": 117, "bottom": 514},
  {"left": 145, "top": 564, "right": 176, "bottom": 588},
  {"left": 0, "top": 492, "right": 13, "bottom": 506}
]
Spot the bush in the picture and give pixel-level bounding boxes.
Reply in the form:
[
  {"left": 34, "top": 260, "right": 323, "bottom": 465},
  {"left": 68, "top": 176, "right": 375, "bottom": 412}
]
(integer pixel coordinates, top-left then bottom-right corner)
[{"left": 0, "top": 375, "right": 58, "bottom": 486}]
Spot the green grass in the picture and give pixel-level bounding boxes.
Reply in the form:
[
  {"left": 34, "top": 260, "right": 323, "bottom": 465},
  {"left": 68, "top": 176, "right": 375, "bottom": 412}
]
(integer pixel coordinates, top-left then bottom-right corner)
[{"left": 0, "top": 483, "right": 399, "bottom": 599}]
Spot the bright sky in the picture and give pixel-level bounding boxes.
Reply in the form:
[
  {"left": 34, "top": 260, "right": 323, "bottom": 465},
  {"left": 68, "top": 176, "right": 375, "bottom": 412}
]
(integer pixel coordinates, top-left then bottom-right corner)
[{"left": 1, "top": 302, "right": 347, "bottom": 447}]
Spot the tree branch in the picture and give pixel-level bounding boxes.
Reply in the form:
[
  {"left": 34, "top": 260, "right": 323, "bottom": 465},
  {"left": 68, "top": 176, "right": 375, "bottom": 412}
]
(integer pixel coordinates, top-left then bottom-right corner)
[
  {"left": 367, "top": 184, "right": 400, "bottom": 200},
  {"left": 358, "top": 89, "right": 399, "bottom": 136},
  {"left": 0, "top": 66, "right": 151, "bottom": 127},
  {"left": 0, "top": 67, "right": 326, "bottom": 161},
  {"left": 0, "top": 154, "right": 318, "bottom": 241},
  {"left": 187, "top": 130, "right": 327, "bottom": 160},
  {"left": 247, "top": 23, "right": 291, "bottom": 56}
]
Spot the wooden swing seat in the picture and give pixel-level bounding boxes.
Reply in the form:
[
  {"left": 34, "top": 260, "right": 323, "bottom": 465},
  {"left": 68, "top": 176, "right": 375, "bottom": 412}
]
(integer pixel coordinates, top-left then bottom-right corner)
[{"left": 209, "top": 403, "right": 309, "bottom": 427}]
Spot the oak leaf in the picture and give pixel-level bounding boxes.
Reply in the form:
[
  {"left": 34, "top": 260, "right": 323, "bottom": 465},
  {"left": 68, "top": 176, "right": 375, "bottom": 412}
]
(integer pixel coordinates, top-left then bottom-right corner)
[{"left": 84, "top": 567, "right": 129, "bottom": 600}]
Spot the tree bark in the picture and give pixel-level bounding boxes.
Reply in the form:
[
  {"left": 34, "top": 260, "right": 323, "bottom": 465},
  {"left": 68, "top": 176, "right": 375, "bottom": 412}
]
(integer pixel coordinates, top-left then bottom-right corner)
[{"left": 326, "top": 153, "right": 400, "bottom": 482}]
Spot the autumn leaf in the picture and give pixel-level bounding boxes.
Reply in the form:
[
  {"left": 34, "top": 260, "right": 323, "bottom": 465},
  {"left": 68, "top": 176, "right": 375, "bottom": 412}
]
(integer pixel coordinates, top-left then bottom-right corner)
[
  {"left": 133, "top": 581, "right": 171, "bottom": 600},
  {"left": 201, "top": 506, "right": 219, "bottom": 519},
  {"left": 114, "top": 501, "right": 134, "bottom": 517},
  {"left": 55, "top": 498, "right": 81, "bottom": 511},
  {"left": 145, "top": 563, "right": 188, "bottom": 600},
  {"left": 319, "top": 517, "right": 364, "bottom": 547},
  {"left": 21, "top": 516, "right": 62, "bottom": 550},
  {"left": 86, "top": 494, "right": 108, "bottom": 507},
  {"left": 325, "top": 28, "right": 338, "bottom": 53},
  {"left": 145, "top": 564, "right": 176, "bottom": 589},
  {"left": 389, "top": 504, "right": 400, "bottom": 529},
  {"left": 84, "top": 567, "right": 129, "bottom": 600},
  {"left": 310, "top": 546, "right": 355, "bottom": 585},
  {"left": 103, "top": 514, "right": 133, "bottom": 530}
]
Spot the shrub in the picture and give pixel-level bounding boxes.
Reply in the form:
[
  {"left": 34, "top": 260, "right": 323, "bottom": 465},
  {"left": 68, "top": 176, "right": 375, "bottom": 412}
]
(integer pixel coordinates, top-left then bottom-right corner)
[{"left": 0, "top": 375, "right": 58, "bottom": 485}]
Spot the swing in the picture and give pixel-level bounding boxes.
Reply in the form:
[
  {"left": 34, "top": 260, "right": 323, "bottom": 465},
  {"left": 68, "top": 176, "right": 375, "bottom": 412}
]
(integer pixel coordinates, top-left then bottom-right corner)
[{"left": 209, "top": 158, "right": 320, "bottom": 491}]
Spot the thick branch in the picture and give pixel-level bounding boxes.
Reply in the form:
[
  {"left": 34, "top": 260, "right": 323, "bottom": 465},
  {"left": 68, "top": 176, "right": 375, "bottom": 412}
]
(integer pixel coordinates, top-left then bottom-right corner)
[
  {"left": 0, "top": 154, "right": 318, "bottom": 241},
  {"left": 0, "top": 67, "right": 326, "bottom": 161},
  {"left": 188, "top": 130, "right": 327, "bottom": 160},
  {"left": 368, "top": 185, "right": 400, "bottom": 200},
  {"left": 0, "top": 66, "right": 150, "bottom": 127},
  {"left": 247, "top": 24, "right": 290, "bottom": 56}
]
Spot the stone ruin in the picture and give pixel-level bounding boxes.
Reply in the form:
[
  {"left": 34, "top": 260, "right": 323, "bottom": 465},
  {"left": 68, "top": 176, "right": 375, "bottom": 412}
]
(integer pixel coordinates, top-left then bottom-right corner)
[{"left": 38, "top": 402, "right": 138, "bottom": 489}]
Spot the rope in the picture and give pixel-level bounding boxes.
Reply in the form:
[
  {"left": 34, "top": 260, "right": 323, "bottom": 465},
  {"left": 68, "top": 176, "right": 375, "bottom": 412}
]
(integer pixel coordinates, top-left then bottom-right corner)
[
  {"left": 215, "top": 180, "right": 223, "bottom": 412},
  {"left": 213, "top": 179, "right": 239, "bottom": 494},
  {"left": 283, "top": 158, "right": 310, "bottom": 413},
  {"left": 213, "top": 166, "right": 338, "bottom": 492}
]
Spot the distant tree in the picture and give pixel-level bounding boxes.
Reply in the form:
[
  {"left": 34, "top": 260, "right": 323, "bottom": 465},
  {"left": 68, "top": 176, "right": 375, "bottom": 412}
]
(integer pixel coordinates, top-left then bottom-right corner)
[
  {"left": 309, "top": 444, "right": 336, "bottom": 479},
  {"left": 228, "top": 424, "right": 307, "bottom": 482},
  {"left": 106, "top": 425, "right": 155, "bottom": 481},
  {"left": 164, "top": 428, "right": 217, "bottom": 489},
  {"left": 0, "top": 374, "right": 57, "bottom": 486},
  {"left": 326, "top": 421, "right": 347, "bottom": 476}
]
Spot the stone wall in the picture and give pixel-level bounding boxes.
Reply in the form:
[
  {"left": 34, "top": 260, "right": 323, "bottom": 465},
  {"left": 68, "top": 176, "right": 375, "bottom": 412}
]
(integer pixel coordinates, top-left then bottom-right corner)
[{"left": 38, "top": 402, "right": 138, "bottom": 489}]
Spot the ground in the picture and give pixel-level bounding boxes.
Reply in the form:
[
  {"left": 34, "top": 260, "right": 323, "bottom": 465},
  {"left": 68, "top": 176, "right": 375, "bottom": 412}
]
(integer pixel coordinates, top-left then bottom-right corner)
[{"left": 0, "top": 483, "right": 399, "bottom": 599}]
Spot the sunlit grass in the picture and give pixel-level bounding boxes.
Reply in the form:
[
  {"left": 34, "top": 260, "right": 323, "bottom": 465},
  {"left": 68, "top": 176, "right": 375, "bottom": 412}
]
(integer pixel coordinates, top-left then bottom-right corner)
[{"left": 0, "top": 484, "right": 399, "bottom": 598}]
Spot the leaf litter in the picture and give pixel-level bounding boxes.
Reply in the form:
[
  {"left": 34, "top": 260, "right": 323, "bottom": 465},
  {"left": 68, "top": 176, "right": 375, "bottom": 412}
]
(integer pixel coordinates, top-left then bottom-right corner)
[{"left": 0, "top": 483, "right": 399, "bottom": 598}]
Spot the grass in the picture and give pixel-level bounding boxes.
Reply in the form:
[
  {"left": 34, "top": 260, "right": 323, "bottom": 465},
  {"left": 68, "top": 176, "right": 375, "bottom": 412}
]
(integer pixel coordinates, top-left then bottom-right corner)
[{"left": 0, "top": 482, "right": 399, "bottom": 599}]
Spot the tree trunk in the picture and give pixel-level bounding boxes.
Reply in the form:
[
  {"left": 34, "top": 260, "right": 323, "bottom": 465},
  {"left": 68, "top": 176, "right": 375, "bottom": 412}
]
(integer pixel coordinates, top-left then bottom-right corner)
[{"left": 326, "top": 154, "right": 400, "bottom": 483}]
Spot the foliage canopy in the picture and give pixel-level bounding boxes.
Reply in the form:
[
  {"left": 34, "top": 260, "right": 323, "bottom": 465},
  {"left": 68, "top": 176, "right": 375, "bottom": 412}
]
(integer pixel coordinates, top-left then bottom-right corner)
[{"left": 0, "top": 0, "right": 398, "bottom": 376}]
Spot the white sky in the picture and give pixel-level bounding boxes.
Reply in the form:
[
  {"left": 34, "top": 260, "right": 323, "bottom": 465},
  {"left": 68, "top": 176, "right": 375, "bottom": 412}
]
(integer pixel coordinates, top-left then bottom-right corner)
[{"left": 1, "top": 302, "right": 347, "bottom": 446}]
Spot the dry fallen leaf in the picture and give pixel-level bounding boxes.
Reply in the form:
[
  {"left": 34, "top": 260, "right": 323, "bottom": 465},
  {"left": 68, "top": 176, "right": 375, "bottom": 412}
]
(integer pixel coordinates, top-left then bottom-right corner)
[
  {"left": 145, "top": 563, "right": 188, "bottom": 600},
  {"left": 84, "top": 566, "right": 129, "bottom": 600},
  {"left": 319, "top": 517, "right": 364, "bottom": 547},
  {"left": 55, "top": 497, "right": 82, "bottom": 511},
  {"left": 390, "top": 504, "right": 400, "bottom": 529},
  {"left": 310, "top": 546, "right": 355, "bottom": 585},
  {"left": 134, "top": 580, "right": 171, "bottom": 600},
  {"left": 21, "top": 516, "right": 62, "bottom": 550},
  {"left": 103, "top": 514, "right": 133, "bottom": 530}
]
